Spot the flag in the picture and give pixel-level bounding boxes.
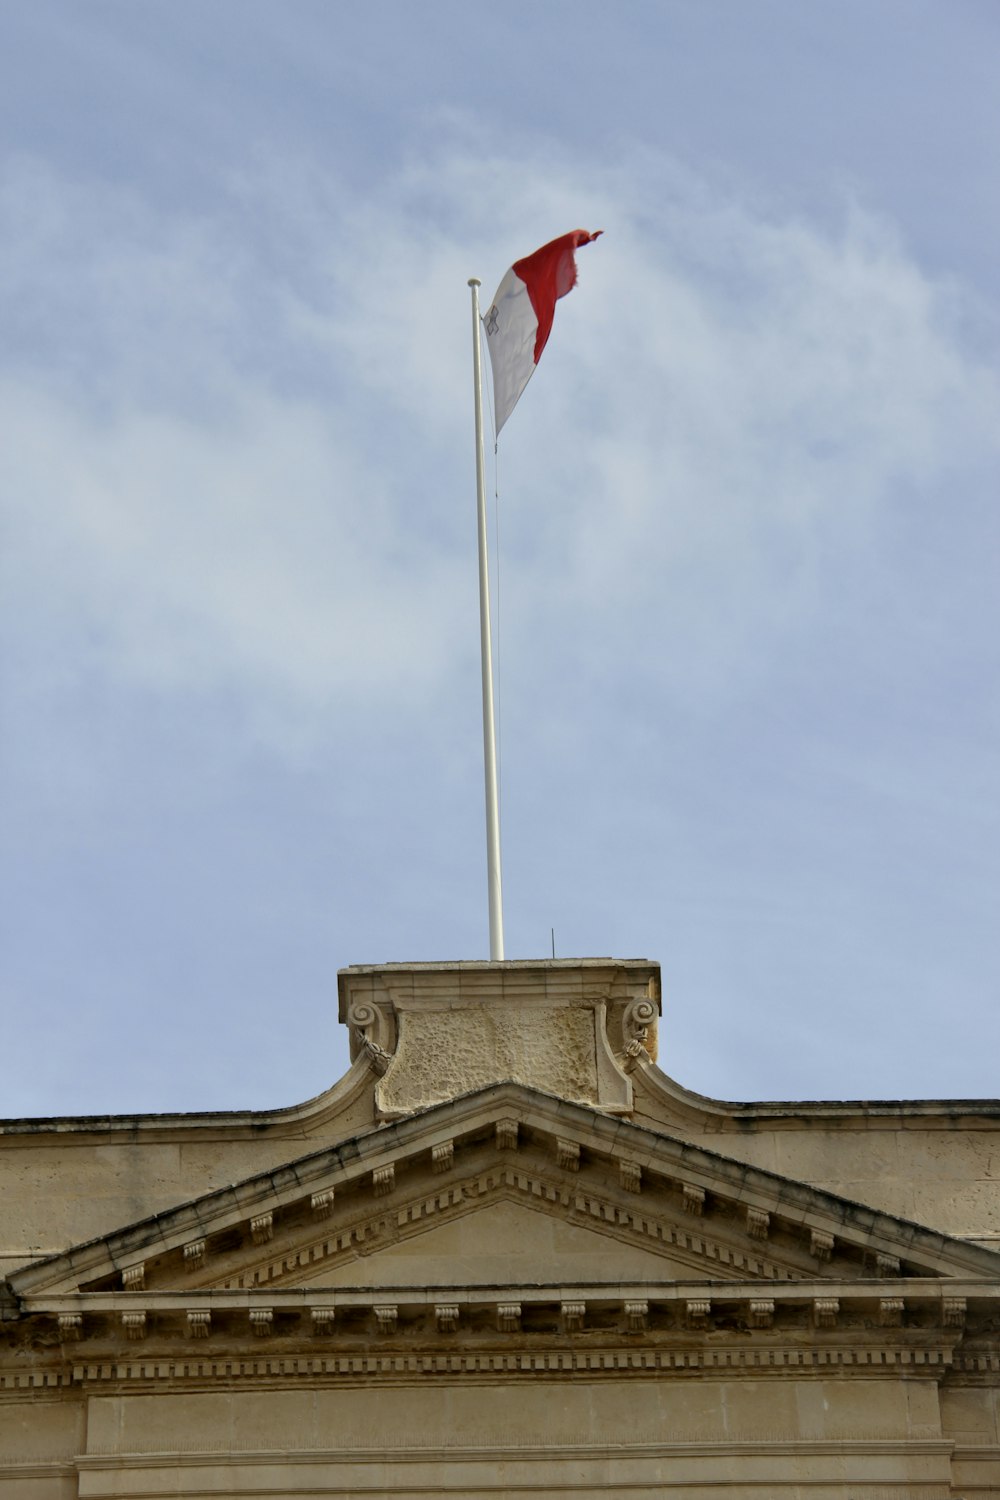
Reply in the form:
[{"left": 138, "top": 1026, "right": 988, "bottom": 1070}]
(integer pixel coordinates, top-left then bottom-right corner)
[{"left": 482, "top": 229, "right": 602, "bottom": 434}]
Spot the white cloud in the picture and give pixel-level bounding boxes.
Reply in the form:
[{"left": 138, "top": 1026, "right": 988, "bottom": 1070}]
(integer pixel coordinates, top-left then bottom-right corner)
[
  {"left": 1, "top": 137, "right": 996, "bottom": 758},
  {"left": 2, "top": 383, "right": 468, "bottom": 716}
]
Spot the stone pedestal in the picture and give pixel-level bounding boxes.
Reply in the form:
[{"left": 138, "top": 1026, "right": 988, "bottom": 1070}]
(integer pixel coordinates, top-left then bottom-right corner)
[{"left": 337, "top": 958, "right": 661, "bottom": 1119}]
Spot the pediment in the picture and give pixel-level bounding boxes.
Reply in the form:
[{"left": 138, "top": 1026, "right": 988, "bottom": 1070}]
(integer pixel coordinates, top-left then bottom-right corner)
[
  {"left": 12, "top": 1083, "right": 1000, "bottom": 1309},
  {"left": 295, "top": 1199, "right": 699, "bottom": 1287}
]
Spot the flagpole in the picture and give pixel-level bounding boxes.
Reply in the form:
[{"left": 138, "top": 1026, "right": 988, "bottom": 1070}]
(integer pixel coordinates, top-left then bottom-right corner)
[{"left": 468, "top": 277, "right": 505, "bottom": 961}]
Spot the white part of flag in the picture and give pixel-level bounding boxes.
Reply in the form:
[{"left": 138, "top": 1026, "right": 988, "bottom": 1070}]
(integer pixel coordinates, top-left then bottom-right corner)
[{"left": 482, "top": 266, "right": 540, "bottom": 436}]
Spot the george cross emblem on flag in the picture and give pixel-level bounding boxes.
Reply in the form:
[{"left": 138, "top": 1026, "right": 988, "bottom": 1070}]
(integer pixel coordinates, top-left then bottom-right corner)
[{"left": 485, "top": 305, "right": 499, "bottom": 335}]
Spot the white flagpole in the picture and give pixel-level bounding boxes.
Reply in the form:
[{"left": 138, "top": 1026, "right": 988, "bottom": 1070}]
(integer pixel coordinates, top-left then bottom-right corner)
[{"left": 468, "top": 277, "right": 505, "bottom": 961}]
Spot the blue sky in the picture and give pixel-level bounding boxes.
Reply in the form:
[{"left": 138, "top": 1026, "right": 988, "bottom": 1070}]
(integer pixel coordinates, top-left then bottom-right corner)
[{"left": 1, "top": 1, "right": 997, "bottom": 1115}]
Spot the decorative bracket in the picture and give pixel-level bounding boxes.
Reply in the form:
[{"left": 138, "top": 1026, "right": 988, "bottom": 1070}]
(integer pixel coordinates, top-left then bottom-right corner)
[
  {"left": 121, "top": 1310, "right": 147, "bottom": 1341},
  {"left": 187, "top": 1310, "right": 211, "bottom": 1339},
  {"left": 250, "top": 1309, "right": 273, "bottom": 1337},
  {"left": 58, "top": 1313, "right": 82, "bottom": 1342},
  {"left": 810, "top": 1228, "right": 834, "bottom": 1262},
  {"left": 620, "top": 994, "right": 658, "bottom": 1070},
  {"left": 347, "top": 997, "right": 397, "bottom": 1077},
  {"left": 432, "top": 1141, "right": 455, "bottom": 1174},
  {"left": 435, "top": 1304, "right": 459, "bottom": 1333},
  {"left": 746, "top": 1207, "right": 770, "bottom": 1241},
  {"left": 619, "top": 1159, "right": 642, "bottom": 1193},
  {"left": 813, "top": 1297, "right": 839, "bottom": 1329},
  {"left": 682, "top": 1183, "right": 706, "bottom": 1216},
  {"left": 374, "top": 1304, "right": 398, "bottom": 1335},
  {"left": 496, "top": 1302, "right": 521, "bottom": 1332},
  {"left": 183, "top": 1239, "right": 206, "bottom": 1272},
  {"left": 311, "top": 1307, "right": 335, "bottom": 1336},
  {"left": 686, "top": 1298, "right": 711, "bottom": 1330},
  {"left": 562, "top": 1300, "right": 586, "bottom": 1333},
  {"left": 250, "top": 1212, "right": 273, "bottom": 1246},
  {"left": 624, "top": 1299, "right": 648, "bottom": 1332},
  {"left": 749, "top": 1299, "right": 775, "bottom": 1329}
]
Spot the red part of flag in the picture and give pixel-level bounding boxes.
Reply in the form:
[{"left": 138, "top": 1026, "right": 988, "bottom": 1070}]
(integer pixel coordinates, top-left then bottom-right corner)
[{"left": 512, "top": 229, "right": 603, "bottom": 364}]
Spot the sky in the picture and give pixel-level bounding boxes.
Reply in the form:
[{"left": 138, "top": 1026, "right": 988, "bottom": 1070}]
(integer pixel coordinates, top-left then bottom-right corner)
[{"left": 1, "top": 0, "right": 997, "bottom": 1117}]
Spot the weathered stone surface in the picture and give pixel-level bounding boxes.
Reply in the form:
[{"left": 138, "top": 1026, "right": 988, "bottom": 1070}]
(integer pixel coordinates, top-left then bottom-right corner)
[{"left": 386, "top": 1002, "right": 599, "bottom": 1111}]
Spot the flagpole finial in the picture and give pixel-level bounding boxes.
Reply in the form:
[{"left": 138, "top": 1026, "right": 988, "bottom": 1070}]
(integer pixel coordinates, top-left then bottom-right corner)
[{"left": 468, "top": 277, "right": 481, "bottom": 288}]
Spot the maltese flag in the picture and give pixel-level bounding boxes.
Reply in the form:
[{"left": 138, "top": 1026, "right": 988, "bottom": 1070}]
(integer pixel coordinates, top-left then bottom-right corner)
[{"left": 483, "top": 229, "right": 602, "bottom": 434}]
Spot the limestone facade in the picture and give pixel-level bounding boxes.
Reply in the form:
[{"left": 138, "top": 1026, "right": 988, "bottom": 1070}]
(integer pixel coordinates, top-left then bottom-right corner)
[{"left": 1, "top": 959, "right": 998, "bottom": 1497}]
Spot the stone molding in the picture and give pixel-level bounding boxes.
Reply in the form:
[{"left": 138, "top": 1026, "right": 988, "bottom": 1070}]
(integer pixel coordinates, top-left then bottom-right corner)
[
  {"left": 18, "top": 1276, "right": 1000, "bottom": 1340},
  {"left": 0, "top": 1434, "right": 968, "bottom": 1500},
  {"left": 0, "top": 1439, "right": 974, "bottom": 1500},
  {"left": 3, "top": 1438, "right": 954, "bottom": 1500},
  {"left": 0, "top": 1337, "right": 964, "bottom": 1394},
  {"left": 55, "top": 1438, "right": 968, "bottom": 1457}
]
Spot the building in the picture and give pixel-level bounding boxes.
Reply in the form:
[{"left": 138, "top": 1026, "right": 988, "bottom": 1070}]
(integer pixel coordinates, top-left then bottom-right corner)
[{"left": 2, "top": 958, "right": 999, "bottom": 1496}]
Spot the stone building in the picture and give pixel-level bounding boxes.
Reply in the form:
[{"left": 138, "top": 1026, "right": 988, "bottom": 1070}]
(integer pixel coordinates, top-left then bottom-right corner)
[{"left": 1, "top": 958, "right": 999, "bottom": 1496}]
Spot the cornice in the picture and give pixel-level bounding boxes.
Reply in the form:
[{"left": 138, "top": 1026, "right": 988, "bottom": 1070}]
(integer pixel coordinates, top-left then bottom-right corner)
[
  {"left": 4, "top": 1275, "right": 996, "bottom": 1399},
  {"left": 10, "top": 1083, "right": 1000, "bottom": 1301},
  {"left": 0, "top": 1338, "right": 967, "bottom": 1395},
  {"left": 20, "top": 1273, "right": 1000, "bottom": 1319},
  {"left": 0, "top": 1054, "right": 376, "bottom": 1143},
  {"left": 632, "top": 1058, "right": 1000, "bottom": 1130},
  {"left": 71, "top": 1439, "right": 962, "bottom": 1461}
]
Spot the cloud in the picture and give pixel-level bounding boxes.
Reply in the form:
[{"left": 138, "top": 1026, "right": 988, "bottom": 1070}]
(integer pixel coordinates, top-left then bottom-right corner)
[{"left": 1, "top": 137, "right": 996, "bottom": 761}]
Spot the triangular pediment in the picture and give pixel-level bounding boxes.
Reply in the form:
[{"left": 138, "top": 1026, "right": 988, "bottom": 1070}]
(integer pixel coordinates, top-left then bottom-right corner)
[
  {"left": 278, "top": 1198, "right": 707, "bottom": 1289},
  {"left": 12, "top": 1084, "right": 1000, "bottom": 1309}
]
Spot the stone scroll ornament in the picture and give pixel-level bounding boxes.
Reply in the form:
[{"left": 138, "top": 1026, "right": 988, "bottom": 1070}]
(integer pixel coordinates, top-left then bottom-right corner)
[
  {"left": 620, "top": 995, "right": 658, "bottom": 1069},
  {"left": 348, "top": 1001, "right": 395, "bottom": 1077}
]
